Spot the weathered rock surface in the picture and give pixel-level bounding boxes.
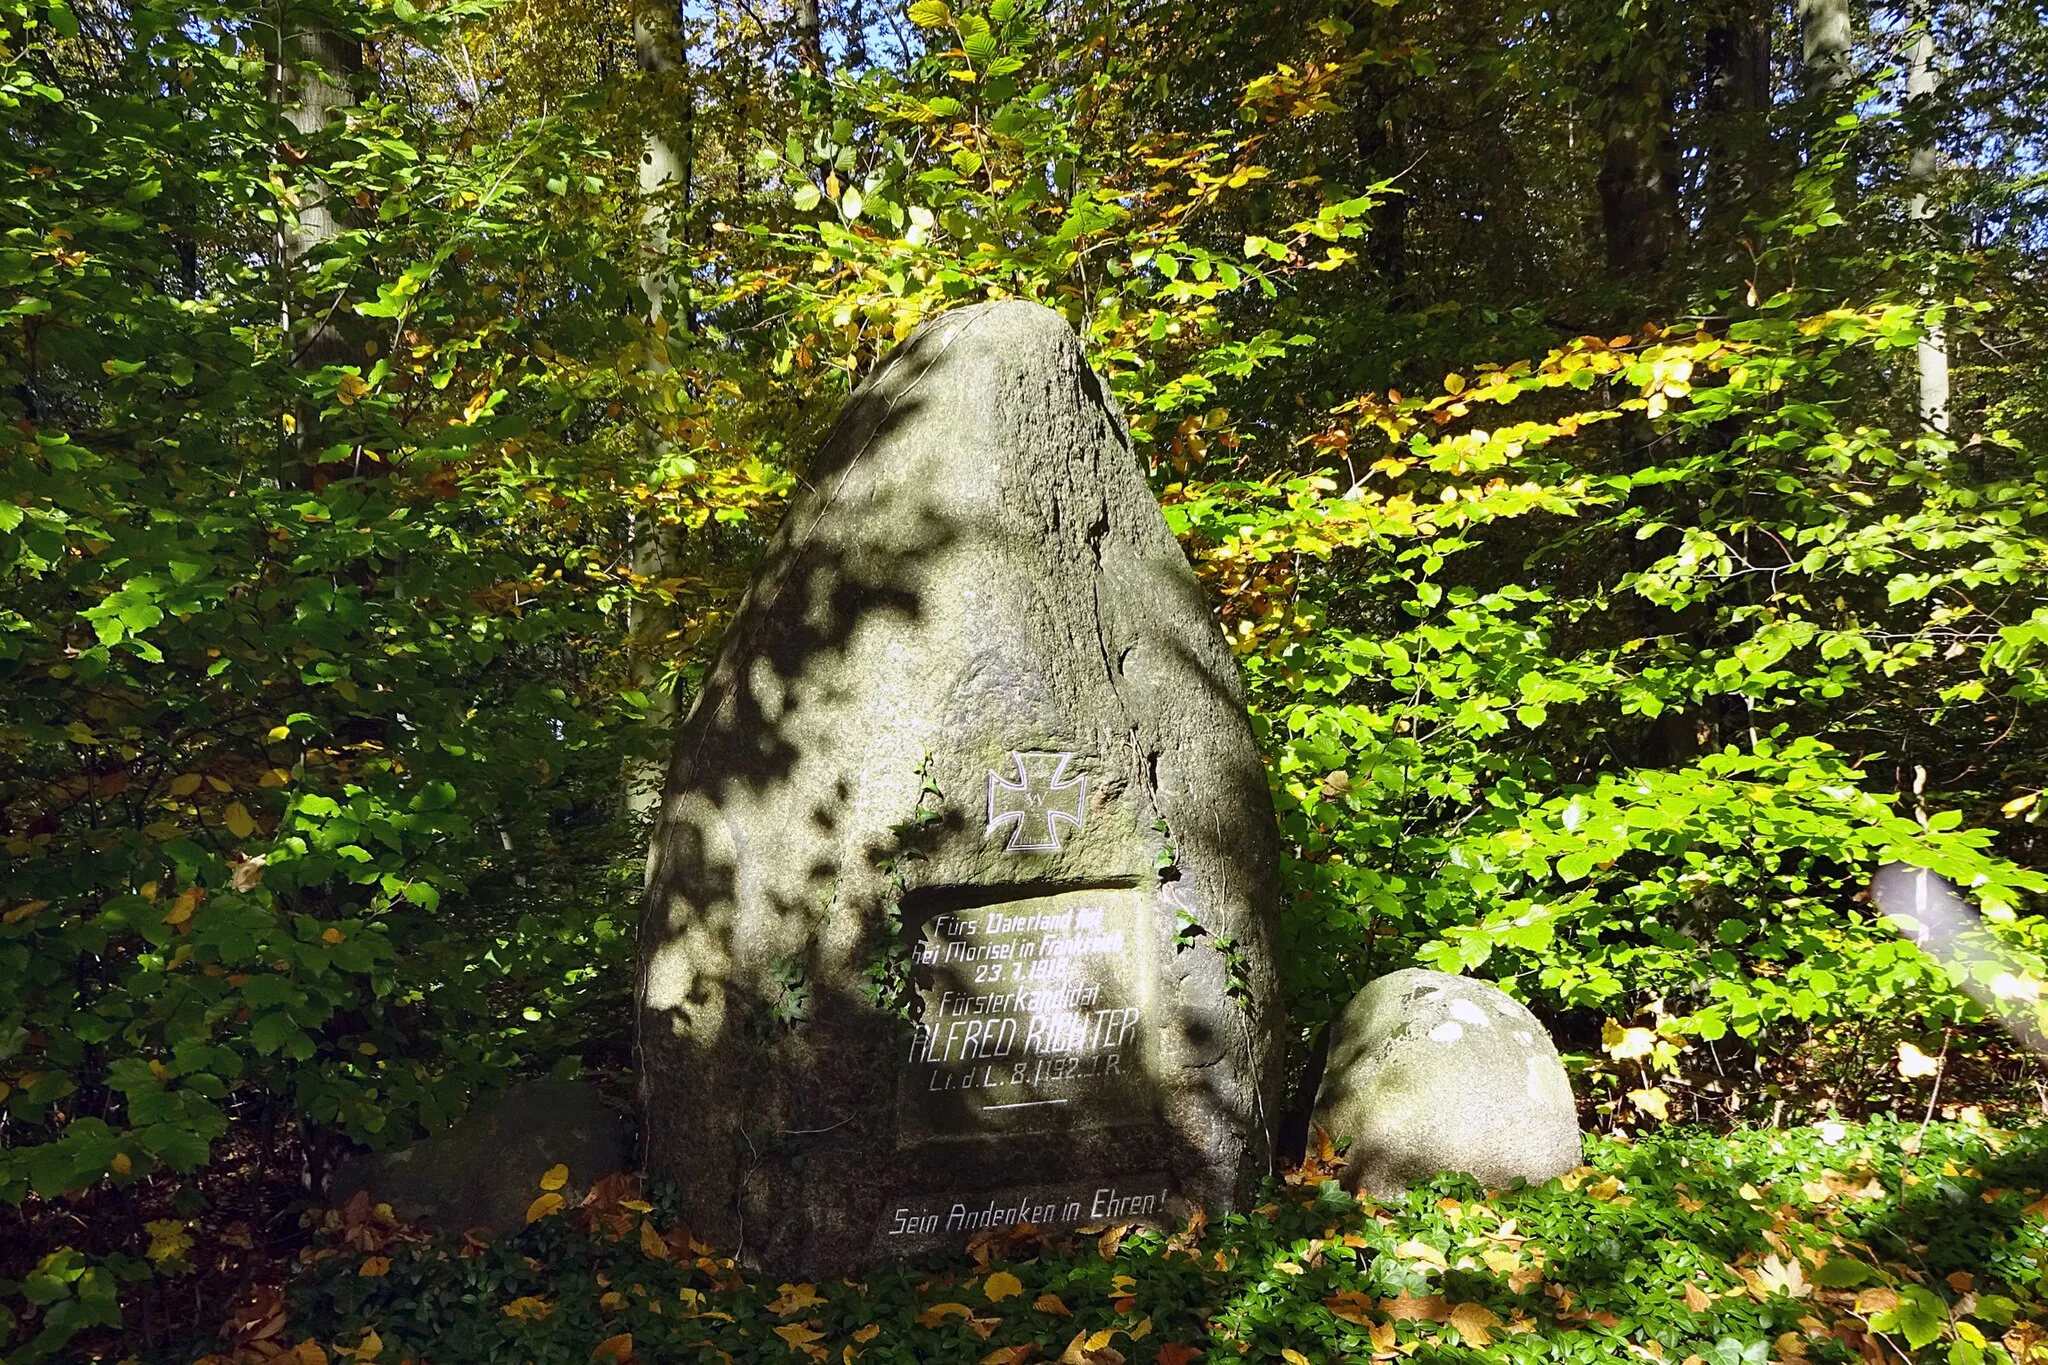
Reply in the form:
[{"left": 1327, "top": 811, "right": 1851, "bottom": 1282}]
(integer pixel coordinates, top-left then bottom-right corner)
[
  {"left": 637, "top": 300, "right": 1282, "bottom": 1275},
  {"left": 1311, "top": 969, "right": 1580, "bottom": 1197},
  {"left": 327, "top": 1079, "right": 631, "bottom": 1235}
]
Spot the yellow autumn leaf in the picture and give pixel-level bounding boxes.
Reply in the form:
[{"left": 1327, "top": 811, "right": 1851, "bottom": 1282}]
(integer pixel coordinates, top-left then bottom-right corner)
[
  {"left": 1393, "top": 1238, "right": 1447, "bottom": 1269},
  {"left": 639, "top": 1220, "right": 670, "bottom": 1260},
  {"left": 984, "top": 1271, "right": 1024, "bottom": 1303},
  {"left": 1601, "top": 1018, "right": 1657, "bottom": 1061},
  {"left": 524, "top": 1192, "right": 564, "bottom": 1223},
  {"left": 163, "top": 887, "right": 201, "bottom": 926},
  {"left": 2003, "top": 791, "right": 2039, "bottom": 816},
  {"left": 1448, "top": 1302, "right": 1501, "bottom": 1347},
  {"left": 170, "top": 773, "right": 203, "bottom": 796},
  {"left": 224, "top": 802, "right": 256, "bottom": 839},
  {"left": 351, "top": 1328, "right": 383, "bottom": 1363},
  {"left": 768, "top": 1283, "right": 824, "bottom": 1315},
  {"left": 1751, "top": 1253, "right": 1810, "bottom": 1299},
  {"left": 110, "top": 1151, "right": 132, "bottom": 1175},
  {"left": 774, "top": 1323, "right": 824, "bottom": 1350},
  {"left": 336, "top": 373, "right": 370, "bottom": 405},
  {"left": 3, "top": 899, "right": 49, "bottom": 924},
  {"left": 916, "top": 1302, "right": 973, "bottom": 1328},
  {"left": 144, "top": 1218, "right": 193, "bottom": 1263},
  {"left": 1281, "top": 1351, "right": 1310, "bottom": 1365},
  {"left": 359, "top": 1255, "right": 390, "bottom": 1277},
  {"left": 1323, "top": 1290, "right": 1375, "bottom": 1325},
  {"left": 592, "top": 1333, "right": 633, "bottom": 1363},
  {"left": 1058, "top": 1328, "right": 1122, "bottom": 1365},
  {"left": 852, "top": 1324, "right": 881, "bottom": 1343},
  {"left": 1683, "top": 1283, "right": 1713, "bottom": 1313},
  {"left": 1585, "top": 1176, "right": 1624, "bottom": 1201},
  {"left": 539, "top": 1163, "right": 569, "bottom": 1191},
  {"left": 1033, "top": 1293, "right": 1071, "bottom": 1315},
  {"left": 1896, "top": 1041, "right": 1941, "bottom": 1079},
  {"left": 323, "top": 927, "right": 345, "bottom": 944},
  {"left": 1628, "top": 1086, "right": 1671, "bottom": 1120}
]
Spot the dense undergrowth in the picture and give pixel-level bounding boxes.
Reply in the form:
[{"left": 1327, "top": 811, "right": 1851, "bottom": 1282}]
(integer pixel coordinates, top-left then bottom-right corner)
[{"left": 168, "top": 1119, "right": 2048, "bottom": 1365}]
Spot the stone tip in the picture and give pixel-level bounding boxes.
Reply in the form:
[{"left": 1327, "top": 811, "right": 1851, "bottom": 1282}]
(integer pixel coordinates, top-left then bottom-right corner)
[{"left": 926, "top": 297, "right": 1082, "bottom": 349}]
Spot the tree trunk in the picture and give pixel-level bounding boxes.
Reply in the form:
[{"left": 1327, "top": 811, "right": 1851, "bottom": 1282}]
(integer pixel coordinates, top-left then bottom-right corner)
[
  {"left": 1797, "top": 0, "right": 1852, "bottom": 94},
  {"left": 1701, "top": 0, "right": 1772, "bottom": 241},
  {"left": 266, "top": 5, "right": 360, "bottom": 487},
  {"left": 1597, "top": 52, "right": 1682, "bottom": 279},
  {"left": 792, "top": 0, "right": 825, "bottom": 73},
  {"left": 1351, "top": 59, "right": 1409, "bottom": 297},
  {"left": 270, "top": 9, "right": 359, "bottom": 369},
  {"left": 625, "top": 4, "right": 693, "bottom": 822},
  {"left": 1906, "top": 0, "right": 1947, "bottom": 432}
]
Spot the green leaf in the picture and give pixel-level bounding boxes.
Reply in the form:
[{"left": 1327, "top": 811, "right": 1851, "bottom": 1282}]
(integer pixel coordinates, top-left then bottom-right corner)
[
  {"left": 1811, "top": 1257, "right": 1878, "bottom": 1288},
  {"left": 1872, "top": 1285, "right": 1948, "bottom": 1350}
]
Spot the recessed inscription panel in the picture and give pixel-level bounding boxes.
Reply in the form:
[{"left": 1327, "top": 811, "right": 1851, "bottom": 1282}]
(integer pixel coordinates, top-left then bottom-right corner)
[{"left": 898, "top": 888, "right": 1158, "bottom": 1142}]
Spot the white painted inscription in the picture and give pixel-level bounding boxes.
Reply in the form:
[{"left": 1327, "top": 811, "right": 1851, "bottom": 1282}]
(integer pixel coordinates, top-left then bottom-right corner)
[
  {"left": 898, "top": 887, "right": 1156, "bottom": 1140},
  {"left": 875, "top": 1177, "right": 1173, "bottom": 1245},
  {"left": 986, "top": 752, "right": 1087, "bottom": 852}
]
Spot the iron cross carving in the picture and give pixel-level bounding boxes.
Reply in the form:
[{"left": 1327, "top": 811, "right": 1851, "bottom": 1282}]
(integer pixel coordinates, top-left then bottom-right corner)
[{"left": 986, "top": 752, "right": 1087, "bottom": 853}]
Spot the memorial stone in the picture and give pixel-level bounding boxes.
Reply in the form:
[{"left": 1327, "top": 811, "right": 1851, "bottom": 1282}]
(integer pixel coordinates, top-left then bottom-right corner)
[{"left": 636, "top": 300, "right": 1282, "bottom": 1275}]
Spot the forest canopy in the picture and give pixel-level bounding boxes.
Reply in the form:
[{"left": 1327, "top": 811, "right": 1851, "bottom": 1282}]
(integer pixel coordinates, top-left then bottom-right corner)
[{"left": 2, "top": 0, "right": 2047, "bottom": 1357}]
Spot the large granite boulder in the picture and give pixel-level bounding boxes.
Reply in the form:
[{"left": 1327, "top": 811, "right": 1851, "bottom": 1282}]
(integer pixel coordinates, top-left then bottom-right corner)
[
  {"left": 1311, "top": 969, "right": 1580, "bottom": 1197},
  {"left": 637, "top": 300, "right": 1282, "bottom": 1275},
  {"left": 327, "top": 1079, "right": 631, "bottom": 1235}
]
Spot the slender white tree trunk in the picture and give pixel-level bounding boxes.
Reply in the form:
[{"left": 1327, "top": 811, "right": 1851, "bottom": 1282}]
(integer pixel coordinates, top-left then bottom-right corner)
[
  {"left": 625, "top": 6, "right": 691, "bottom": 824},
  {"left": 1797, "top": 0, "right": 1852, "bottom": 93},
  {"left": 271, "top": 8, "right": 359, "bottom": 356},
  {"left": 1906, "top": 0, "right": 1948, "bottom": 433}
]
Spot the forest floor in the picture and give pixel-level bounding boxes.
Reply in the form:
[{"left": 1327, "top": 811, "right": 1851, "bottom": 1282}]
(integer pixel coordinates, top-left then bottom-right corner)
[{"left": 167, "top": 1116, "right": 2048, "bottom": 1365}]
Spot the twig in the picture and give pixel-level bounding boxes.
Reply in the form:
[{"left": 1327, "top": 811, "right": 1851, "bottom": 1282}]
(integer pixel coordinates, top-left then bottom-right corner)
[{"left": 1914, "top": 1028, "right": 1951, "bottom": 1149}]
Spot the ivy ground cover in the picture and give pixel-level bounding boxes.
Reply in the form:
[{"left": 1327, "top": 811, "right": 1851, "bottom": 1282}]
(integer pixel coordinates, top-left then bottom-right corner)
[{"left": 179, "top": 1119, "right": 2048, "bottom": 1365}]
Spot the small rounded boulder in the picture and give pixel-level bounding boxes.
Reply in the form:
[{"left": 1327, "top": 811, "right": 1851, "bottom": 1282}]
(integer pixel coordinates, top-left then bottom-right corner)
[{"left": 1310, "top": 969, "right": 1581, "bottom": 1198}]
